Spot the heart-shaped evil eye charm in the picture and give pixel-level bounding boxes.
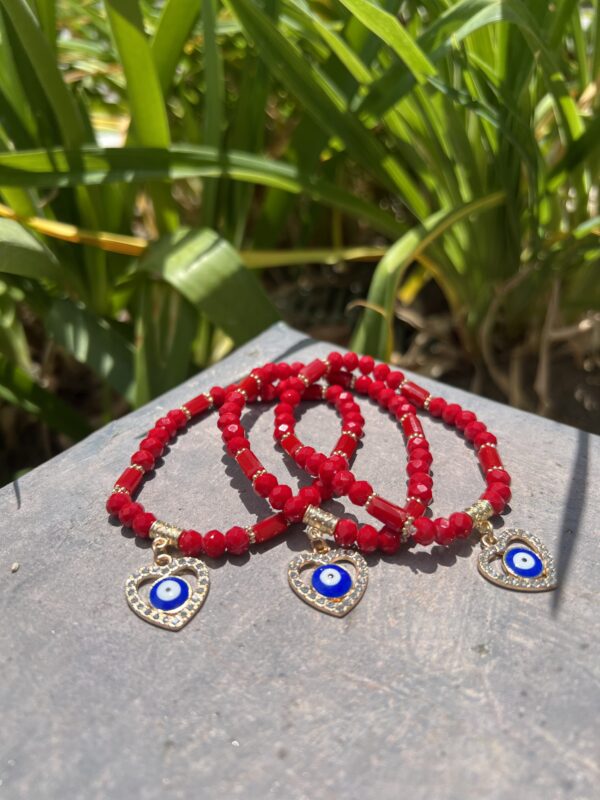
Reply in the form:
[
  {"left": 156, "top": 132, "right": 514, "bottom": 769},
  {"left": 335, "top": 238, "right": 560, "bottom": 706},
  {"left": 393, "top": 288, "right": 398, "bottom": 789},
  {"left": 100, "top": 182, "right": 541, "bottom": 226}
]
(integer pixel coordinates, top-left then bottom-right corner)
[
  {"left": 477, "top": 529, "right": 557, "bottom": 592},
  {"left": 311, "top": 564, "right": 353, "bottom": 598},
  {"left": 503, "top": 546, "right": 544, "bottom": 579},
  {"left": 149, "top": 576, "right": 190, "bottom": 612},
  {"left": 288, "top": 548, "right": 369, "bottom": 616}
]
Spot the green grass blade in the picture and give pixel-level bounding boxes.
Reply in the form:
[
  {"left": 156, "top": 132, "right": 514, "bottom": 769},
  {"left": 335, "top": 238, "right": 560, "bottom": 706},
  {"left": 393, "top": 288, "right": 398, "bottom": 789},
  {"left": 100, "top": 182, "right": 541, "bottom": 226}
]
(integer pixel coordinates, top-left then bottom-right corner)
[
  {"left": 0, "top": 218, "right": 64, "bottom": 284},
  {"left": 151, "top": 0, "right": 201, "bottom": 93},
  {"left": 336, "top": 0, "right": 435, "bottom": 83},
  {"left": 350, "top": 192, "right": 506, "bottom": 358},
  {"left": 200, "top": 0, "right": 224, "bottom": 226},
  {"left": 0, "top": 353, "right": 92, "bottom": 439}
]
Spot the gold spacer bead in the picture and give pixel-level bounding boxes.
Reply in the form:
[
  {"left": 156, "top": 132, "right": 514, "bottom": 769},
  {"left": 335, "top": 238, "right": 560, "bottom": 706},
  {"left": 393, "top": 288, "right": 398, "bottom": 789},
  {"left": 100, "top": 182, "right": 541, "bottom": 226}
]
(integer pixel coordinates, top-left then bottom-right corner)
[
  {"left": 407, "top": 433, "right": 421, "bottom": 441},
  {"left": 365, "top": 493, "right": 378, "bottom": 510},
  {"left": 149, "top": 519, "right": 182, "bottom": 544},
  {"left": 179, "top": 405, "right": 192, "bottom": 421},
  {"left": 298, "top": 374, "right": 310, "bottom": 387},
  {"left": 237, "top": 388, "right": 248, "bottom": 400},
  {"left": 399, "top": 413, "right": 410, "bottom": 424},
  {"left": 130, "top": 464, "right": 146, "bottom": 474},
  {"left": 112, "top": 485, "right": 130, "bottom": 496},
  {"left": 478, "top": 443, "right": 497, "bottom": 451},
  {"left": 342, "top": 430, "right": 359, "bottom": 441},
  {"left": 423, "top": 395, "right": 431, "bottom": 411},
  {"left": 280, "top": 432, "right": 293, "bottom": 442},
  {"left": 252, "top": 469, "right": 267, "bottom": 485},
  {"left": 331, "top": 450, "right": 347, "bottom": 458},
  {"left": 401, "top": 516, "right": 415, "bottom": 543},
  {"left": 245, "top": 526, "right": 256, "bottom": 545},
  {"left": 204, "top": 392, "right": 214, "bottom": 407}
]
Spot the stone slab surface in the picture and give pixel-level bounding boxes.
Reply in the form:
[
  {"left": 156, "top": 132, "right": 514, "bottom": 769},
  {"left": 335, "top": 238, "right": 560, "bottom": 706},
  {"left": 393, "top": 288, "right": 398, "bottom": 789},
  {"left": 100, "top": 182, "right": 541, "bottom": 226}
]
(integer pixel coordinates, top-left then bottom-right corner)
[{"left": 1, "top": 322, "right": 598, "bottom": 800}]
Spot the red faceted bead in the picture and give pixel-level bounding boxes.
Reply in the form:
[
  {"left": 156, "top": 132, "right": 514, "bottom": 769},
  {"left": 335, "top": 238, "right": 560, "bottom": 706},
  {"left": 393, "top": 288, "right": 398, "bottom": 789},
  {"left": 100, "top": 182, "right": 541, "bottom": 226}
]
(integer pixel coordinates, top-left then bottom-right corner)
[
  {"left": 281, "top": 389, "right": 301, "bottom": 406},
  {"left": 449, "top": 512, "right": 473, "bottom": 539},
  {"left": 357, "top": 524, "right": 379, "bottom": 552},
  {"left": 407, "top": 436, "right": 428, "bottom": 453},
  {"left": 155, "top": 416, "right": 177, "bottom": 436},
  {"left": 295, "top": 446, "right": 315, "bottom": 468},
  {"left": 428, "top": 397, "right": 446, "bottom": 417},
  {"left": 167, "top": 408, "right": 188, "bottom": 429},
  {"left": 306, "top": 451, "right": 327, "bottom": 476},
  {"left": 325, "top": 385, "right": 343, "bottom": 402},
  {"left": 387, "top": 395, "right": 404, "bottom": 415},
  {"left": 488, "top": 482, "right": 512, "bottom": 503},
  {"left": 341, "top": 351, "right": 357, "bottom": 369},
  {"left": 132, "top": 512, "right": 156, "bottom": 538},
  {"left": 378, "top": 528, "right": 401, "bottom": 555},
  {"left": 106, "top": 493, "right": 129, "bottom": 516},
  {"left": 225, "top": 526, "right": 250, "bottom": 555},
  {"left": 209, "top": 386, "right": 226, "bottom": 406},
  {"left": 283, "top": 496, "right": 310, "bottom": 523},
  {"left": 334, "top": 519, "right": 358, "bottom": 547},
  {"left": 219, "top": 402, "right": 241, "bottom": 418},
  {"left": 222, "top": 423, "right": 245, "bottom": 442},
  {"left": 348, "top": 480, "right": 373, "bottom": 506},
  {"left": 367, "top": 380, "right": 385, "bottom": 400},
  {"left": 373, "top": 363, "right": 390, "bottom": 381},
  {"left": 412, "top": 517, "right": 436, "bottom": 546},
  {"left": 482, "top": 490, "right": 505, "bottom": 514},
  {"left": 218, "top": 412, "right": 241, "bottom": 430},
  {"left": 409, "top": 471, "right": 433, "bottom": 488},
  {"left": 327, "top": 352, "right": 344, "bottom": 371},
  {"left": 119, "top": 501, "right": 143, "bottom": 527},
  {"left": 299, "top": 485, "right": 321, "bottom": 506},
  {"left": 267, "top": 485, "right": 291, "bottom": 510},
  {"left": 319, "top": 458, "right": 341, "bottom": 484},
  {"left": 260, "top": 383, "right": 277, "bottom": 402},
  {"left": 434, "top": 517, "right": 454, "bottom": 546},
  {"left": 254, "top": 472, "right": 278, "bottom": 497},
  {"left": 331, "top": 470, "right": 355, "bottom": 496},
  {"left": 441, "top": 403, "right": 461, "bottom": 425},
  {"left": 475, "top": 431, "right": 497, "bottom": 448},
  {"left": 377, "top": 387, "right": 395, "bottom": 408},
  {"left": 407, "top": 478, "right": 432, "bottom": 503},
  {"left": 386, "top": 370, "right": 405, "bottom": 389},
  {"left": 406, "top": 498, "right": 426, "bottom": 517},
  {"left": 487, "top": 468, "right": 511, "bottom": 485},
  {"left": 344, "top": 420, "right": 364, "bottom": 437},
  {"left": 131, "top": 449, "right": 155, "bottom": 471},
  {"left": 140, "top": 436, "right": 163, "bottom": 458},
  {"left": 455, "top": 410, "right": 476, "bottom": 430},
  {"left": 275, "top": 362, "right": 291, "bottom": 379},
  {"left": 150, "top": 426, "right": 170, "bottom": 445},
  {"left": 464, "top": 421, "right": 487, "bottom": 441},
  {"left": 179, "top": 529, "right": 204, "bottom": 557},
  {"left": 354, "top": 375, "right": 371, "bottom": 394},
  {"left": 358, "top": 355, "right": 375, "bottom": 374},
  {"left": 226, "top": 436, "right": 250, "bottom": 455},
  {"left": 202, "top": 530, "right": 226, "bottom": 558},
  {"left": 409, "top": 447, "right": 432, "bottom": 466}
]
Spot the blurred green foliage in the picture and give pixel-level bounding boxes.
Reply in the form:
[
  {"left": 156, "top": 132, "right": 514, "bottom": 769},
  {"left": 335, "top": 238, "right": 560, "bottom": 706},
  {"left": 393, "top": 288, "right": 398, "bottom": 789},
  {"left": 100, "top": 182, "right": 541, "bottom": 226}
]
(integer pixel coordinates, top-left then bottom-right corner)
[{"left": 0, "top": 0, "right": 598, "bottom": 450}]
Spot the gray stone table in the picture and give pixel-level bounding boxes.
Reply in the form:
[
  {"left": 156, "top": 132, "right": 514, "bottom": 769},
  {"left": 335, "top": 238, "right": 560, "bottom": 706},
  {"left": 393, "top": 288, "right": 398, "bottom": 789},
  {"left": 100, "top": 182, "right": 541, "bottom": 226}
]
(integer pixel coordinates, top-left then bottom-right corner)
[{"left": 1, "top": 323, "right": 598, "bottom": 800}]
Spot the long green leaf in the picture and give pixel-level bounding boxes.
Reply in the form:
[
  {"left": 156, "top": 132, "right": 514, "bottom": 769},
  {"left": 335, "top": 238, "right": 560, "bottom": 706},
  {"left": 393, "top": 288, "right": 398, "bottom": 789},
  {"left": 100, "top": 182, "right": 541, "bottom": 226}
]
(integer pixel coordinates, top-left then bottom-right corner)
[
  {"left": 45, "top": 297, "right": 135, "bottom": 402},
  {"left": 136, "top": 228, "right": 280, "bottom": 345},
  {"left": 0, "top": 145, "right": 405, "bottom": 237},
  {"left": 151, "top": 0, "right": 201, "bottom": 93},
  {"left": 200, "top": 0, "right": 224, "bottom": 225},
  {"left": 0, "top": 218, "right": 63, "bottom": 284}
]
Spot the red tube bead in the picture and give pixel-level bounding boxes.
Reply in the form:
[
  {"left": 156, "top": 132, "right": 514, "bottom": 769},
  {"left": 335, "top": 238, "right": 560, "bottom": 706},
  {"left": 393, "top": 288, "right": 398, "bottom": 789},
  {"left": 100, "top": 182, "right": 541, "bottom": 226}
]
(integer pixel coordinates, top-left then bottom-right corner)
[
  {"left": 367, "top": 496, "right": 407, "bottom": 532},
  {"left": 115, "top": 467, "right": 144, "bottom": 494},
  {"left": 401, "top": 414, "right": 424, "bottom": 438},
  {"left": 334, "top": 434, "right": 357, "bottom": 458},
  {"left": 236, "top": 448, "right": 263, "bottom": 479},
  {"left": 299, "top": 358, "right": 327, "bottom": 385},
  {"left": 281, "top": 434, "right": 302, "bottom": 457},
  {"left": 401, "top": 382, "right": 430, "bottom": 407},
  {"left": 478, "top": 446, "right": 502, "bottom": 471},
  {"left": 253, "top": 512, "right": 288, "bottom": 543},
  {"left": 185, "top": 394, "right": 211, "bottom": 417}
]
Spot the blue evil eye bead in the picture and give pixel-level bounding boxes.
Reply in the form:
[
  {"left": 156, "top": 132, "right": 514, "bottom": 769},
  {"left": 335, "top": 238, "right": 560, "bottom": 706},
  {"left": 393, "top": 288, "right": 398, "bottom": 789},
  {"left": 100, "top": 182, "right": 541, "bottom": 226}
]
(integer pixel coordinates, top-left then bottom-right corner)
[
  {"left": 503, "top": 546, "right": 544, "bottom": 579},
  {"left": 311, "top": 564, "right": 352, "bottom": 598},
  {"left": 149, "top": 576, "right": 190, "bottom": 612}
]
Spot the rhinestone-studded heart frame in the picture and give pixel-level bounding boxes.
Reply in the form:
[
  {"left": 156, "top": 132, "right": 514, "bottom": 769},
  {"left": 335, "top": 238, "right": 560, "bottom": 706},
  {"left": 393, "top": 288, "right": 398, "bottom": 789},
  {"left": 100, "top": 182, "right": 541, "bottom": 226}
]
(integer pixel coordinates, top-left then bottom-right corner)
[
  {"left": 478, "top": 528, "right": 557, "bottom": 592},
  {"left": 288, "top": 548, "right": 368, "bottom": 616},
  {"left": 125, "top": 557, "right": 210, "bottom": 630}
]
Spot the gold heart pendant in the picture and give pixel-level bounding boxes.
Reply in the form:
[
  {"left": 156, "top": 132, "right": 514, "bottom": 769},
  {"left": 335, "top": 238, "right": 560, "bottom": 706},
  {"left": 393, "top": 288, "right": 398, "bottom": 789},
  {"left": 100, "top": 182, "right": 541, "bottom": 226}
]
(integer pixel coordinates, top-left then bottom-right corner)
[
  {"left": 478, "top": 528, "right": 557, "bottom": 592},
  {"left": 125, "top": 556, "right": 210, "bottom": 630},
  {"left": 288, "top": 548, "right": 368, "bottom": 617}
]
